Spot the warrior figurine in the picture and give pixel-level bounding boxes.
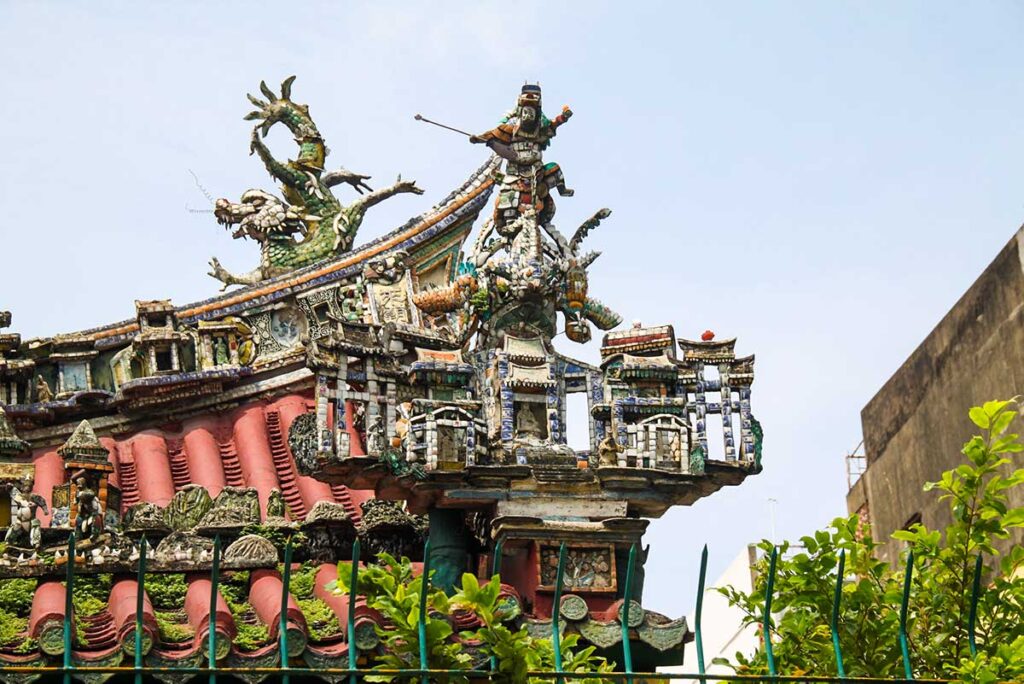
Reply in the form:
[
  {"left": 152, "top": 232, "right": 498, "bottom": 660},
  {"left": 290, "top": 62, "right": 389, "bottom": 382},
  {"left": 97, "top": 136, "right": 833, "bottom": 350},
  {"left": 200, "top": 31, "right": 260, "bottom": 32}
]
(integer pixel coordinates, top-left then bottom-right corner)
[
  {"left": 4, "top": 478, "right": 48, "bottom": 552},
  {"left": 470, "top": 84, "right": 574, "bottom": 234},
  {"left": 74, "top": 476, "right": 103, "bottom": 542}
]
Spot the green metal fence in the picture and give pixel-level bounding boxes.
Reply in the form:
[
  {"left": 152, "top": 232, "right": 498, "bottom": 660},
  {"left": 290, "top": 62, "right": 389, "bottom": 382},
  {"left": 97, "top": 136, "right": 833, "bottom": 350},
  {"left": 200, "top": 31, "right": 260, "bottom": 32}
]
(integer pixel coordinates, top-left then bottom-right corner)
[{"left": 1, "top": 534, "right": 971, "bottom": 683}]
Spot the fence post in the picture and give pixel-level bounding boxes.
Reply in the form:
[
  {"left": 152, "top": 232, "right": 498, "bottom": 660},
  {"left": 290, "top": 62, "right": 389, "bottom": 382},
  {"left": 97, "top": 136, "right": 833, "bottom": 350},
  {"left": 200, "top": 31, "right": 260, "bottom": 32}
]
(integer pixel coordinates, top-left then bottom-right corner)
[
  {"left": 63, "top": 532, "right": 75, "bottom": 684},
  {"left": 348, "top": 538, "right": 361, "bottom": 684},
  {"left": 280, "top": 540, "right": 294, "bottom": 684},
  {"left": 135, "top": 536, "right": 147, "bottom": 684},
  {"left": 620, "top": 543, "right": 637, "bottom": 681},
  {"left": 208, "top": 534, "right": 221, "bottom": 684},
  {"left": 763, "top": 545, "right": 779, "bottom": 678},
  {"left": 491, "top": 538, "right": 504, "bottom": 578},
  {"left": 695, "top": 544, "right": 708, "bottom": 677},
  {"left": 551, "top": 542, "right": 568, "bottom": 682},
  {"left": 968, "top": 553, "right": 982, "bottom": 658},
  {"left": 490, "top": 538, "right": 504, "bottom": 674},
  {"left": 899, "top": 550, "right": 914, "bottom": 681},
  {"left": 830, "top": 549, "right": 846, "bottom": 678},
  {"left": 418, "top": 537, "right": 433, "bottom": 684}
]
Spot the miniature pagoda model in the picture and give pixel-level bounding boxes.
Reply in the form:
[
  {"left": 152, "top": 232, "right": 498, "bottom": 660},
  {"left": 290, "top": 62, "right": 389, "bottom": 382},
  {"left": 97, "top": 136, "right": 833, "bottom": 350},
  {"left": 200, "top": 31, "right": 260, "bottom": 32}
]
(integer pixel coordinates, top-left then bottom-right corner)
[{"left": 0, "top": 77, "right": 760, "bottom": 678}]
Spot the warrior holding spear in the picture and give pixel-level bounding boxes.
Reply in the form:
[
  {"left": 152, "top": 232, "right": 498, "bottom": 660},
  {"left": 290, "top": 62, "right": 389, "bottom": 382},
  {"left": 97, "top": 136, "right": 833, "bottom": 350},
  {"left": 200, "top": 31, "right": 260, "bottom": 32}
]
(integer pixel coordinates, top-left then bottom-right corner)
[{"left": 416, "top": 84, "right": 574, "bottom": 234}]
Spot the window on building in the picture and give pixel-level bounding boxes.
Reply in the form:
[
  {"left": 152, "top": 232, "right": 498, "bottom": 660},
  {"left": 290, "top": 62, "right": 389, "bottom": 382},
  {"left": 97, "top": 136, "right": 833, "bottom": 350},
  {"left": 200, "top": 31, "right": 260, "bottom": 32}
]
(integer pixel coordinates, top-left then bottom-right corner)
[{"left": 155, "top": 349, "right": 174, "bottom": 372}]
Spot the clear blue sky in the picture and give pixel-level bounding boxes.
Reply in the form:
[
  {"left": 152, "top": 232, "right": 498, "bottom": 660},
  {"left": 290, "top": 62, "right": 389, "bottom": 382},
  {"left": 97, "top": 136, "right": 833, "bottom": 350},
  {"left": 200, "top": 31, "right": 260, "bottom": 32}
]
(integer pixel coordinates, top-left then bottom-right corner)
[{"left": 2, "top": 1, "right": 1023, "bottom": 618}]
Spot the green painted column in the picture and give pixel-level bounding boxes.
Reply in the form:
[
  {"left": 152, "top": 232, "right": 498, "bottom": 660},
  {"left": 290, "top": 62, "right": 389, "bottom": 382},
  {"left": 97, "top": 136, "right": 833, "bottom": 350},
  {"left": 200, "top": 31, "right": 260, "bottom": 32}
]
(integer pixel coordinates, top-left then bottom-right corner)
[{"left": 427, "top": 508, "right": 467, "bottom": 594}]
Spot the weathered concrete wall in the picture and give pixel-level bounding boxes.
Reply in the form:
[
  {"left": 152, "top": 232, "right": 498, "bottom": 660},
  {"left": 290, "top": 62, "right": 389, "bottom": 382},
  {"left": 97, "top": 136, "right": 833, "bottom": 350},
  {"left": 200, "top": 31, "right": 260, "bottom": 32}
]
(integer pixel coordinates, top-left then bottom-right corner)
[{"left": 852, "top": 227, "right": 1024, "bottom": 564}]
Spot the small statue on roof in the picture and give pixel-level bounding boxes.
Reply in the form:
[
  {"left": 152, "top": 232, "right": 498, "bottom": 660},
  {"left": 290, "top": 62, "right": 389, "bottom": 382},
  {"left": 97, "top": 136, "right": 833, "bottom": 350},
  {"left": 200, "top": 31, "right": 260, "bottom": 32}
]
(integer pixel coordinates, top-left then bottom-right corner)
[
  {"left": 4, "top": 477, "right": 48, "bottom": 552},
  {"left": 597, "top": 434, "right": 623, "bottom": 467},
  {"left": 36, "top": 375, "right": 53, "bottom": 403},
  {"left": 470, "top": 84, "right": 574, "bottom": 233},
  {"left": 74, "top": 474, "right": 103, "bottom": 542}
]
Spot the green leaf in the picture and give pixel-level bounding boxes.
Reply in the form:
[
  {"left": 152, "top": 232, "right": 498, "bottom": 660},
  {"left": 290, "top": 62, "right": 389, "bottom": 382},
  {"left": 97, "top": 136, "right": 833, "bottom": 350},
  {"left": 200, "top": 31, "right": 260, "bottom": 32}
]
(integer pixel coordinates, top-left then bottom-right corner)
[{"left": 970, "top": 406, "right": 991, "bottom": 429}]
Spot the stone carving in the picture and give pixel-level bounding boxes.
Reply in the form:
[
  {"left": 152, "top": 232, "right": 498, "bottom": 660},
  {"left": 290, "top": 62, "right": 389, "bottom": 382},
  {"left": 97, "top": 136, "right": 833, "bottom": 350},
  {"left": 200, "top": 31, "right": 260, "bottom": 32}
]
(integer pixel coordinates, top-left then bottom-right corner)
[
  {"left": 163, "top": 485, "right": 214, "bottom": 532},
  {"left": 357, "top": 500, "right": 426, "bottom": 561},
  {"left": 266, "top": 488, "right": 286, "bottom": 519},
  {"left": 539, "top": 544, "right": 615, "bottom": 591},
  {"left": 303, "top": 500, "right": 350, "bottom": 525},
  {"left": 223, "top": 534, "right": 278, "bottom": 565},
  {"left": 288, "top": 412, "right": 319, "bottom": 475},
  {"left": 123, "top": 501, "right": 169, "bottom": 534},
  {"left": 208, "top": 77, "right": 424, "bottom": 288},
  {"left": 197, "top": 486, "right": 261, "bottom": 532},
  {"left": 154, "top": 531, "right": 213, "bottom": 563}
]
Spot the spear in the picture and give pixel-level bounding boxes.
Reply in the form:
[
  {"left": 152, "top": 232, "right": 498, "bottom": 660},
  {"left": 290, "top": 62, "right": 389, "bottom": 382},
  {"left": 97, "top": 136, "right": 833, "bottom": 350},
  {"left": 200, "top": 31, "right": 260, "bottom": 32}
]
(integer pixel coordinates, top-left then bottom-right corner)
[
  {"left": 414, "top": 114, "right": 516, "bottom": 161},
  {"left": 414, "top": 113, "right": 476, "bottom": 138}
]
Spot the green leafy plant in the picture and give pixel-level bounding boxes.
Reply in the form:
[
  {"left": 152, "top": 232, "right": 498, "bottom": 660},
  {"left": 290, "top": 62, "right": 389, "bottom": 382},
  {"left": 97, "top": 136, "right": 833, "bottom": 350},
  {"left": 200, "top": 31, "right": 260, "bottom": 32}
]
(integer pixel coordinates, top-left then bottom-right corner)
[
  {"left": 716, "top": 399, "right": 1024, "bottom": 682},
  {"left": 219, "top": 570, "right": 270, "bottom": 653},
  {"left": 331, "top": 553, "right": 612, "bottom": 683},
  {"left": 154, "top": 611, "right": 194, "bottom": 643},
  {"left": 333, "top": 552, "right": 472, "bottom": 682},
  {"left": 145, "top": 573, "right": 189, "bottom": 611},
  {"left": 286, "top": 562, "right": 341, "bottom": 641},
  {"left": 0, "top": 578, "right": 37, "bottom": 615},
  {"left": 451, "top": 573, "right": 613, "bottom": 684},
  {"left": 298, "top": 597, "right": 341, "bottom": 642},
  {"left": 241, "top": 524, "right": 307, "bottom": 552}
]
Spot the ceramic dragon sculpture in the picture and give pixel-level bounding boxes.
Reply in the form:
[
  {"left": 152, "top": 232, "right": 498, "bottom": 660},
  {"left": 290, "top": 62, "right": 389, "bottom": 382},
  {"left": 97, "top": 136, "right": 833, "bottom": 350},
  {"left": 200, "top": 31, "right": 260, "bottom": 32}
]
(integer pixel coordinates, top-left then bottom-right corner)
[
  {"left": 209, "top": 77, "right": 424, "bottom": 289},
  {"left": 413, "top": 207, "right": 622, "bottom": 346}
]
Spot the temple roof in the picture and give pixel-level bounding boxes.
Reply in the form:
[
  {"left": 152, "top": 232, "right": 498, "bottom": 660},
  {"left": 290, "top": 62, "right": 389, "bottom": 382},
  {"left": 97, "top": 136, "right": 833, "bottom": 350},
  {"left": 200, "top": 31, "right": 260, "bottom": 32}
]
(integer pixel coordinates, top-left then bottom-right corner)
[
  {"left": 56, "top": 420, "right": 110, "bottom": 460},
  {"left": 0, "top": 407, "right": 29, "bottom": 457},
  {"left": 503, "top": 334, "right": 548, "bottom": 363}
]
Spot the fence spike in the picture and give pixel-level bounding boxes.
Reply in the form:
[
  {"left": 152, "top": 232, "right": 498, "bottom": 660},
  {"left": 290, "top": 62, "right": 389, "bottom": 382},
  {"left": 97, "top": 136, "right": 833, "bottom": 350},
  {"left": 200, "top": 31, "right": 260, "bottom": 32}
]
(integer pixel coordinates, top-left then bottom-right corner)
[
  {"left": 209, "top": 534, "right": 222, "bottom": 684},
  {"left": 620, "top": 543, "right": 637, "bottom": 680},
  {"left": 830, "top": 550, "right": 846, "bottom": 678},
  {"left": 552, "top": 542, "right": 568, "bottom": 682},
  {"left": 135, "top": 536, "right": 147, "bottom": 684},
  {"left": 63, "top": 532, "right": 75, "bottom": 684},
  {"left": 763, "top": 545, "right": 779, "bottom": 677},
  {"left": 899, "top": 550, "right": 914, "bottom": 680},
  {"left": 490, "top": 537, "right": 505, "bottom": 673},
  {"left": 492, "top": 538, "right": 504, "bottom": 578},
  {"left": 968, "top": 553, "right": 983, "bottom": 658},
  {"left": 695, "top": 544, "right": 708, "bottom": 676},
  {"left": 280, "top": 539, "right": 294, "bottom": 683},
  {"left": 418, "top": 537, "right": 433, "bottom": 684},
  {"left": 348, "top": 538, "right": 361, "bottom": 684}
]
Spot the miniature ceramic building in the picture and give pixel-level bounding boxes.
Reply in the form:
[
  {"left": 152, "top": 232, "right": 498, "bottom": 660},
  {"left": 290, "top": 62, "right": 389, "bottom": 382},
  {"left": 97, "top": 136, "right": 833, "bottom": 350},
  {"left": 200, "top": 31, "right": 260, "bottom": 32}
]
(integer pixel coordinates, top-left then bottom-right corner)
[
  {"left": 0, "top": 312, "right": 34, "bottom": 406},
  {"left": 51, "top": 420, "right": 120, "bottom": 532},
  {"left": 132, "top": 300, "right": 189, "bottom": 375},
  {"left": 0, "top": 78, "right": 761, "bottom": 675},
  {"left": 598, "top": 325, "right": 692, "bottom": 470},
  {"left": 49, "top": 335, "right": 99, "bottom": 397}
]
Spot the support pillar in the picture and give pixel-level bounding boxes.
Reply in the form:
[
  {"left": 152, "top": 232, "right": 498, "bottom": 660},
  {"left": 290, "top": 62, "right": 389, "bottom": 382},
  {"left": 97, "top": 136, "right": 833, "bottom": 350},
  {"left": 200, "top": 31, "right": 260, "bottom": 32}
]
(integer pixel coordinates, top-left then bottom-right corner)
[{"left": 428, "top": 508, "right": 468, "bottom": 595}]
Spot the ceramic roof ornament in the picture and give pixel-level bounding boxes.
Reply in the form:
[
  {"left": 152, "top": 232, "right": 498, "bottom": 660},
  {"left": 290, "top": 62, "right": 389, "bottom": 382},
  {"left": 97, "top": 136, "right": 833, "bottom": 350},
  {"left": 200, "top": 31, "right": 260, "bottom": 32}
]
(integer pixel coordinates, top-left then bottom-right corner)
[{"left": 208, "top": 76, "right": 425, "bottom": 289}]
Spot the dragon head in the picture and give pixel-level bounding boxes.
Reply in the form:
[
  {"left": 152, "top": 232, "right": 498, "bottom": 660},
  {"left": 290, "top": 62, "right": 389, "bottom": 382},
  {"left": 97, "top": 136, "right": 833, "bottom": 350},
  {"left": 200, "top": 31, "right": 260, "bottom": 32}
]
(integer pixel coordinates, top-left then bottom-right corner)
[{"left": 214, "top": 189, "right": 310, "bottom": 242}]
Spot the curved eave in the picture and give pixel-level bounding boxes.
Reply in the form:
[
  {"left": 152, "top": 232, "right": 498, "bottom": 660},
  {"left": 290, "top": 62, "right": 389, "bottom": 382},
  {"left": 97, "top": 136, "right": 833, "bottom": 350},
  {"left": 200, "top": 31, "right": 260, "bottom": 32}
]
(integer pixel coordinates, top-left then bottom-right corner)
[{"left": 61, "top": 155, "right": 499, "bottom": 349}]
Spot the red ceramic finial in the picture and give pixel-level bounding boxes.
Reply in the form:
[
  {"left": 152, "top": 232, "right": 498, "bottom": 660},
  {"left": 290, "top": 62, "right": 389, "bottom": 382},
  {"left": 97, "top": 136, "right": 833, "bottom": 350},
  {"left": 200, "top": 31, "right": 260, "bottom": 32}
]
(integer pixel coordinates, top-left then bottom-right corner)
[{"left": 701, "top": 330, "right": 715, "bottom": 341}]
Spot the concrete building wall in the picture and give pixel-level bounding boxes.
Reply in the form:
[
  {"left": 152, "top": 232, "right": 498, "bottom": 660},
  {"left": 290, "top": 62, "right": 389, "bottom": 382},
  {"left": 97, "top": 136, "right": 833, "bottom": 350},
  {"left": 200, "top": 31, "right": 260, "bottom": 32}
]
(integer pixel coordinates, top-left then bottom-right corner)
[{"left": 850, "top": 227, "right": 1024, "bottom": 564}]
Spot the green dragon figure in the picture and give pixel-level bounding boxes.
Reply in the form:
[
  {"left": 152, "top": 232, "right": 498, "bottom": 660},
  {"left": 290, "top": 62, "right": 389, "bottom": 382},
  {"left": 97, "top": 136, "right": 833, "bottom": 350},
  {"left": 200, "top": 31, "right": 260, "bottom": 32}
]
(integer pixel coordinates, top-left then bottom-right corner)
[
  {"left": 750, "top": 414, "right": 764, "bottom": 469},
  {"left": 209, "top": 77, "right": 424, "bottom": 289}
]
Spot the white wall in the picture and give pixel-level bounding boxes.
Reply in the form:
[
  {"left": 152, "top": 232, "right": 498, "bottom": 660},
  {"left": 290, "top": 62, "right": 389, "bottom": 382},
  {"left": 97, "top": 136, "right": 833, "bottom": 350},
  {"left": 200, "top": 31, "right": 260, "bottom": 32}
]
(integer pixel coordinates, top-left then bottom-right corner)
[{"left": 662, "top": 545, "right": 761, "bottom": 677}]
